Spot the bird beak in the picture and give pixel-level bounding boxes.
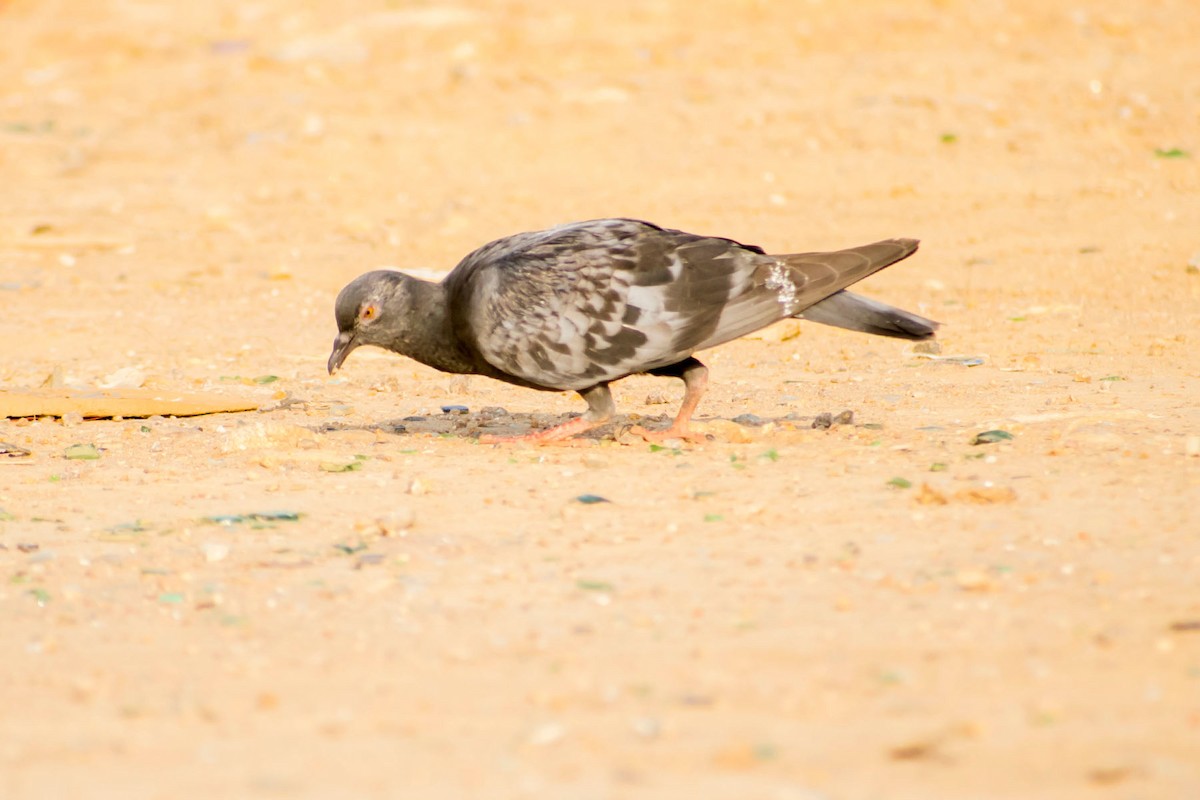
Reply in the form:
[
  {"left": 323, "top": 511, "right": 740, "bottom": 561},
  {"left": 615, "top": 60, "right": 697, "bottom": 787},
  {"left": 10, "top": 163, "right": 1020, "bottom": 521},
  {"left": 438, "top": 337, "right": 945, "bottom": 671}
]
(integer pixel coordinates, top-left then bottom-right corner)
[{"left": 327, "top": 332, "right": 358, "bottom": 374}]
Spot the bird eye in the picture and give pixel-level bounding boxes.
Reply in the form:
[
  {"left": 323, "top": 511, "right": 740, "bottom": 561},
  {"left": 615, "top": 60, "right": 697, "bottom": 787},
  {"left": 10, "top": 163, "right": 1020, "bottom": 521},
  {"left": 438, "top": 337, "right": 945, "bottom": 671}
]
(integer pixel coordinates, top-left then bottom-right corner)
[{"left": 360, "top": 305, "right": 377, "bottom": 321}]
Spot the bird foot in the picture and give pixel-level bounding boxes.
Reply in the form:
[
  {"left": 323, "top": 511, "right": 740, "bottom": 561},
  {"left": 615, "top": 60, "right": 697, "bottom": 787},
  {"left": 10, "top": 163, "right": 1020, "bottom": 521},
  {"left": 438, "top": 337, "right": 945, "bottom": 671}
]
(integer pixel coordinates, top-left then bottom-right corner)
[
  {"left": 478, "top": 415, "right": 601, "bottom": 446},
  {"left": 628, "top": 425, "right": 709, "bottom": 445}
]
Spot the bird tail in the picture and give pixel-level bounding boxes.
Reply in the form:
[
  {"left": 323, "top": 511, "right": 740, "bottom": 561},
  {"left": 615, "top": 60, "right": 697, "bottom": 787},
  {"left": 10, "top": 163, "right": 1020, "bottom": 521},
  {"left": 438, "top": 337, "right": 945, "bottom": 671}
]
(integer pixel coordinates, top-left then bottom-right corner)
[
  {"left": 798, "top": 290, "right": 938, "bottom": 340},
  {"left": 781, "top": 238, "right": 937, "bottom": 341}
]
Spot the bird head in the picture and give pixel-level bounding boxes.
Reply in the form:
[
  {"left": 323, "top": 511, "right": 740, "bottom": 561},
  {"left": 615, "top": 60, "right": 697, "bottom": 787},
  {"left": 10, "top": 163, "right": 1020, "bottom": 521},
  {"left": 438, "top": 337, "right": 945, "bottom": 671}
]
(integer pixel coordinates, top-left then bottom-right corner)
[{"left": 327, "top": 270, "right": 413, "bottom": 374}]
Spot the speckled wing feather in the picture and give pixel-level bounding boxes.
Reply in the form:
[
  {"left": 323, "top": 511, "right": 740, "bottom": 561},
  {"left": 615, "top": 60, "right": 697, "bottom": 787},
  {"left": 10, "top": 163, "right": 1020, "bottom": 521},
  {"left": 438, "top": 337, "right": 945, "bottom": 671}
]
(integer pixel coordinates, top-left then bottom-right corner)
[{"left": 442, "top": 219, "right": 916, "bottom": 392}]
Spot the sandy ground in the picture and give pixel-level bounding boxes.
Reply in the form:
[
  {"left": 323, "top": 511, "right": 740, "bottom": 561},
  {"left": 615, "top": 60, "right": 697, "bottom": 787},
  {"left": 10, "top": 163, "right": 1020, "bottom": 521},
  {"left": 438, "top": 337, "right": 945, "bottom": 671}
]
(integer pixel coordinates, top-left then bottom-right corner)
[{"left": 2, "top": 1, "right": 1199, "bottom": 797}]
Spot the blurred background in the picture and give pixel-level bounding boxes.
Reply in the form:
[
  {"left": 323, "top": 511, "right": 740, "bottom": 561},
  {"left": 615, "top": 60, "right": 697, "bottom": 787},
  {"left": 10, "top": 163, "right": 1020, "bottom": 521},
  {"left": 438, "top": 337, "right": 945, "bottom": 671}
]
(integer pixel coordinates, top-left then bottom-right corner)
[
  {"left": 2, "top": 0, "right": 1196, "bottom": 384},
  {"left": 1, "top": 2, "right": 1198, "bottom": 798}
]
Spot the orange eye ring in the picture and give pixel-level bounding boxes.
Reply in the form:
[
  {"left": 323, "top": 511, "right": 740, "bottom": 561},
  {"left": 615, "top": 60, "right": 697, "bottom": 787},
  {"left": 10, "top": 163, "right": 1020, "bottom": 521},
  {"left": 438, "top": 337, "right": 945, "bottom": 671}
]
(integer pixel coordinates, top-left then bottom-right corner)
[{"left": 360, "top": 305, "right": 377, "bottom": 321}]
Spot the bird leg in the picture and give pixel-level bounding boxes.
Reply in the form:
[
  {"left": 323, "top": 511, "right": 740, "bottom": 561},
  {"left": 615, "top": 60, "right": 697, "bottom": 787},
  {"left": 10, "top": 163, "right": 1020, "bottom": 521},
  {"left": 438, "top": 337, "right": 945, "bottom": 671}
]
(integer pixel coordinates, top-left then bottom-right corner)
[
  {"left": 630, "top": 358, "right": 710, "bottom": 444},
  {"left": 478, "top": 384, "right": 614, "bottom": 445}
]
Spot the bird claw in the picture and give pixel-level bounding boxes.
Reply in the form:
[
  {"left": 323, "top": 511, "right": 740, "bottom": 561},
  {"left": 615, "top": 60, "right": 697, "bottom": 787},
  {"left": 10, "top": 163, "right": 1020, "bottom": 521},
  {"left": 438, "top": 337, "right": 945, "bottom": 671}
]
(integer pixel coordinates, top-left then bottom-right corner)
[
  {"left": 477, "top": 415, "right": 602, "bottom": 445},
  {"left": 628, "top": 425, "right": 709, "bottom": 445}
]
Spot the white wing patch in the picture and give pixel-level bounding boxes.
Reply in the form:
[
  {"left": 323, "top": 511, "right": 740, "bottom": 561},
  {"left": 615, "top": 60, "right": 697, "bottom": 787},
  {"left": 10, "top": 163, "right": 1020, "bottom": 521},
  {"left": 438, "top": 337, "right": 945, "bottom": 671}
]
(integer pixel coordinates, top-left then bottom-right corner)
[{"left": 764, "top": 260, "right": 800, "bottom": 314}]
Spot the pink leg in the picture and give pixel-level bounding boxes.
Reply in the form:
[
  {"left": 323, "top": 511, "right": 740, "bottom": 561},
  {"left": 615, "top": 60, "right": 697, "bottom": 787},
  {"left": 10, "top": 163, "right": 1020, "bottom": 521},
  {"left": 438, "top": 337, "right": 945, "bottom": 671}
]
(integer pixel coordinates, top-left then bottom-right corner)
[
  {"left": 478, "top": 384, "right": 614, "bottom": 445},
  {"left": 630, "top": 359, "right": 710, "bottom": 444}
]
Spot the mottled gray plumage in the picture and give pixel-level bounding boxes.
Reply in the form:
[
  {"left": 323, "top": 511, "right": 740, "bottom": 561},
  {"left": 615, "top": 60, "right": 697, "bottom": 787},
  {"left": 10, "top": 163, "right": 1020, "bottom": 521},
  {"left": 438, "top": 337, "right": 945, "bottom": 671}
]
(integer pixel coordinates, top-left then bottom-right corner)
[{"left": 329, "top": 218, "right": 937, "bottom": 442}]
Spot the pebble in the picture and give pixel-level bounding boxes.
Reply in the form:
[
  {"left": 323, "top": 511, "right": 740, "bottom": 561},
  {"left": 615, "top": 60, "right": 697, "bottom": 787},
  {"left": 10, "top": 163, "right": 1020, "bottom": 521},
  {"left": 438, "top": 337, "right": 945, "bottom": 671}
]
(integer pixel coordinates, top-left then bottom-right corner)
[
  {"left": 732, "top": 413, "right": 769, "bottom": 427},
  {"left": 201, "top": 542, "right": 231, "bottom": 563},
  {"left": 630, "top": 716, "right": 661, "bottom": 739},
  {"left": 528, "top": 721, "right": 566, "bottom": 747},
  {"left": 644, "top": 391, "right": 670, "bottom": 405},
  {"left": 375, "top": 508, "right": 416, "bottom": 535},
  {"left": 220, "top": 421, "right": 320, "bottom": 453},
  {"left": 61, "top": 411, "right": 84, "bottom": 427},
  {"left": 955, "top": 569, "right": 993, "bottom": 592},
  {"left": 692, "top": 419, "right": 763, "bottom": 443},
  {"left": 954, "top": 486, "right": 1017, "bottom": 504},
  {"left": 915, "top": 484, "right": 949, "bottom": 505}
]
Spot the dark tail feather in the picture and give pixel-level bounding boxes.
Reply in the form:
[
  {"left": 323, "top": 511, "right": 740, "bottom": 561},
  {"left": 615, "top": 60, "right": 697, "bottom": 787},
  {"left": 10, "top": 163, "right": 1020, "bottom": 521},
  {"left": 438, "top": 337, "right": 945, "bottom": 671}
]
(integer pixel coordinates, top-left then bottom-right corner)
[{"left": 798, "top": 290, "right": 938, "bottom": 341}]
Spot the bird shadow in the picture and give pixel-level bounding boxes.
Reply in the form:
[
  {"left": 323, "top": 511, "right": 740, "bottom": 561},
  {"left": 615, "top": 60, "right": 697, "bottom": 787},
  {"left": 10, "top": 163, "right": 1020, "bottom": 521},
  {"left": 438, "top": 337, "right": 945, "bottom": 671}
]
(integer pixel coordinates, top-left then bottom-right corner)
[{"left": 314, "top": 406, "right": 857, "bottom": 442}]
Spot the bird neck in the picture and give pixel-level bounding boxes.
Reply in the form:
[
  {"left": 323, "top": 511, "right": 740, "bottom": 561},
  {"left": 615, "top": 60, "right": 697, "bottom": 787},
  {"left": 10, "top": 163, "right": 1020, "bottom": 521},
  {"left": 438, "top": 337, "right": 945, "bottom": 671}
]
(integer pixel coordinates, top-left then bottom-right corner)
[{"left": 395, "top": 280, "right": 478, "bottom": 375}]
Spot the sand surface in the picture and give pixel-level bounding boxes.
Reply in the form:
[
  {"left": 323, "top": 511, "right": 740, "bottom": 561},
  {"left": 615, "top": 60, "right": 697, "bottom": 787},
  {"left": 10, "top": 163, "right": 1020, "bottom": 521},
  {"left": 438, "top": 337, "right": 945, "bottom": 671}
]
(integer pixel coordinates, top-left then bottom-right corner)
[{"left": 2, "top": 1, "right": 1199, "bottom": 797}]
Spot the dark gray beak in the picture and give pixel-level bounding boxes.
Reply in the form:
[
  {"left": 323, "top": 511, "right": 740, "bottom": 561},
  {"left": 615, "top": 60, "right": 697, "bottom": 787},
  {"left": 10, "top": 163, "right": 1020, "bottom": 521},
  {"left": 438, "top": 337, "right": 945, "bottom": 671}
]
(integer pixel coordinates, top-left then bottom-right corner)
[{"left": 327, "top": 332, "right": 357, "bottom": 374}]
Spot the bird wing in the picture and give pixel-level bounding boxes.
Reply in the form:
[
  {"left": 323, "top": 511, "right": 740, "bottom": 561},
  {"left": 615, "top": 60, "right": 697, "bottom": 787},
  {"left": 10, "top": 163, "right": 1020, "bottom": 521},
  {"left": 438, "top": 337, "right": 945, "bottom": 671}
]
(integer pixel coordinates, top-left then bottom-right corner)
[{"left": 444, "top": 218, "right": 914, "bottom": 391}]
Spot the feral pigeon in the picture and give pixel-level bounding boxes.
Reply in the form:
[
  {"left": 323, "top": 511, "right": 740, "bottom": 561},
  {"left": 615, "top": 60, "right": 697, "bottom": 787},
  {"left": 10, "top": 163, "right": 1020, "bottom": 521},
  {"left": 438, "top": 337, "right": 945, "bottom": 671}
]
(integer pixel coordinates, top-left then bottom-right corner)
[{"left": 328, "top": 218, "right": 936, "bottom": 442}]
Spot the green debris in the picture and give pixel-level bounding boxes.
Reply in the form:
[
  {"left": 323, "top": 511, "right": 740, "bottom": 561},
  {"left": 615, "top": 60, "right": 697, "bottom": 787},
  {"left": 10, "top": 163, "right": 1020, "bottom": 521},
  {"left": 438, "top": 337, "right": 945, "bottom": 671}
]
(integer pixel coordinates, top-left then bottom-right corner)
[
  {"left": 971, "top": 430, "right": 1014, "bottom": 445},
  {"left": 1154, "top": 147, "right": 1189, "bottom": 159},
  {"left": 575, "top": 494, "right": 610, "bottom": 504},
  {"left": 333, "top": 542, "right": 368, "bottom": 555},
  {"left": 254, "top": 375, "right": 280, "bottom": 384},
  {"left": 759, "top": 448, "right": 780, "bottom": 462},
  {"left": 107, "top": 520, "right": 147, "bottom": 533},
  {"left": 0, "top": 509, "right": 14, "bottom": 522},
  {"left": 576, "top": 579, "right": 614, "bottom": 592},
  {"left": 940, "top": 132, "right": 958, "bottom": 144},
  {"left": 204, "top": 510, "right": 303, "bottom": 527},
  {"left": 929, "top": 462, "right": 949, "bottom": 472},
  {"left": 1099, "top": 375, "right": 1126, "bottom": 382},
  {"left": 63, "top": 444, "right": 100, "bottom": 460},
  {"left": 703, "top": 513, "right": 725, "bottom": 522},
  {"left": 29, "top": 587, "right": 50, "bottom": 605},
  {"left": 753, "top": 743, "right": 780, "bottom": 761},
  {"left": 887, "top": 476, "right": 913, "bottom": 489},
  {"left": 158, "top": 592, "right": 185, "bottom": 604},
  {"left": 319, "top": 460, "right": 363, "bottom": 472}
]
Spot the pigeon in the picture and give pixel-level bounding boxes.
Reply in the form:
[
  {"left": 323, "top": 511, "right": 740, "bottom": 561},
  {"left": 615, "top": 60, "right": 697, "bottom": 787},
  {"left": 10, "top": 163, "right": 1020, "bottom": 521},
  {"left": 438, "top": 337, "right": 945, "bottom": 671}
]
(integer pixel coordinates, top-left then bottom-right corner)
[{"left": 328, "top": 218, "right": 937, "bottom": 443}]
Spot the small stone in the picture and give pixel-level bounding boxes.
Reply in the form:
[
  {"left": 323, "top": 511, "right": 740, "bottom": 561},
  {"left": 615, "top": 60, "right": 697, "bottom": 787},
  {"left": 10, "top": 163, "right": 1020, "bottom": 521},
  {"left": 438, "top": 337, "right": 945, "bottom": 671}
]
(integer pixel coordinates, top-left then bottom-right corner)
[
  {"left": 955, "top": 569, "right": 992, "bottom": 591},
  {"left": 221, "top": 421, "right": 320, "bottom": 453},
  {"left": 528, "top": 721, "right": 566, "bottom": 746},
  {"left": 0, "top": 441, "right": 32, "bottom": 457},
  {"left": 812, "top": 412, "right": 833, "bottom": 430},
  {"left": 630, "top": 716, "right": 661, "bottom": 739},
  {"left": 692, "top": 419, "right": 763, "bottom": 443},
  {"left": 644, "top": 391, "right": 670, "bottom": 405},
  {"left": 375, "top": 508, "right": 415, "bottom": 535},
  {"left": 201, "top": 542, "right": 230, "bottom": 563},
  {"left": 954, "top": 486, "right": 1017, "bottom": 504},
  {"left": 914, "top": 484, "right": 948, "bottom": 505},
  {"left": 61, "top": 411, "right": 84, "bottom": 427},
  {"left": 912, "top": 340, "right": 942, "bottom": 355},
  {"left": 407, "top": 478, "right": 427, "bottom": 496},
  {"left": 833, "top": 410, "right": 854, "bottom": 425},
  {"left": 731, "top": 413, "right": 769, "bottom": 427},
  {"left": 98, "top": 366, "right": 146, "bottom": 389}
]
